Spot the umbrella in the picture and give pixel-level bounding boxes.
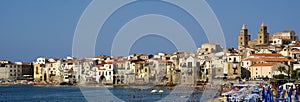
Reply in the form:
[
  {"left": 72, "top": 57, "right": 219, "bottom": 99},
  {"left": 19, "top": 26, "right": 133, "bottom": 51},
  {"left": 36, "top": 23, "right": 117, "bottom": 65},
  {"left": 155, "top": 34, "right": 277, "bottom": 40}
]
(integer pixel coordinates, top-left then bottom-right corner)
[
  {"left": 288, "top": 86, "right": 293, "bottom": 98},
  {"left": 295, "top": 91, "right": 299, "bottom": 101},
  {"left": 262, "top": 87, "right": 265, "bottom": 101},
  {"left": 267, "top": 86, "right": 271, "bottom": 102}
]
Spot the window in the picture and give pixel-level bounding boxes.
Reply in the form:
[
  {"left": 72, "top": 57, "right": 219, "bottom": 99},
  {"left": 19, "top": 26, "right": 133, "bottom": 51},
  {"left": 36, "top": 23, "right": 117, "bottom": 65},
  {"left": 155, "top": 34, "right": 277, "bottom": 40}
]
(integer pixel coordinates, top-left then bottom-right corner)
[
  {"left": 187, "top": 62, "right": 192, "bottom": 68},
  {"left": 196, "top": 62, "right": 200, "bottom": 67},
  {"left": 36, "top": 67, "right": 39, "bottom": 74},
  {"left": 260, "top": 36, "right": 262, "bottom": 38}
]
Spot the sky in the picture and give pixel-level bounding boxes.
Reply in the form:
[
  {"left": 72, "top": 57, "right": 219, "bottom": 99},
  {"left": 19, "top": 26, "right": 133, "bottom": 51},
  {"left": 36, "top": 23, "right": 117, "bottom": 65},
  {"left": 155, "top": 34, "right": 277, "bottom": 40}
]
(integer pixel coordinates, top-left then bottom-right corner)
[{"left": 0, "top": 0, "right": 300, "bottom": 62}]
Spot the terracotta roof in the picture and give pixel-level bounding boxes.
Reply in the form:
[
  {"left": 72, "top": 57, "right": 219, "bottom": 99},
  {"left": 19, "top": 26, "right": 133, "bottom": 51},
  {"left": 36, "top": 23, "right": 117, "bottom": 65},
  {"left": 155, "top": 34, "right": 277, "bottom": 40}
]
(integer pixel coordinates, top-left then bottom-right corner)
[
  {"left": 251, "top": 53, "right": 283, "bottom": 57},
  {"left": 290, "top": 42, "right": 300, "bottom": 47},
  {"left": 250, "top": 63, "right": 278, "bottom": 67},
  {"left": 114, "top": 60, "right": 127, "bottom": 63},
  {"left": 243, "top": 57, "right": 291, "bottom": 62},
  {"left": 105, "top": 62, "right": 113, "bottom": 64}
]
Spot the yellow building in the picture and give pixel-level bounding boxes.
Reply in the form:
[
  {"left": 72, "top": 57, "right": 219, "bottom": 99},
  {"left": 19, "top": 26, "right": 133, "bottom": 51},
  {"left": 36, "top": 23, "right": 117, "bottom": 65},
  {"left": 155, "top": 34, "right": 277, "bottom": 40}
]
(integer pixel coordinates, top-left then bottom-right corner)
[{"left": 33, "top": 63, "right": 45, "bottom": 82}]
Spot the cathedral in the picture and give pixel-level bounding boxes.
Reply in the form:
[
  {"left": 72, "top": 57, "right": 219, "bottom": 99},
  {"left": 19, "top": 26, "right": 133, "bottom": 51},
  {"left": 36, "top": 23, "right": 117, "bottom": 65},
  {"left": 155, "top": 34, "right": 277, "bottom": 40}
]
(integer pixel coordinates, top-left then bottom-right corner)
[{"left": 238, "top": 22, "right": 298, "bottom": 49}]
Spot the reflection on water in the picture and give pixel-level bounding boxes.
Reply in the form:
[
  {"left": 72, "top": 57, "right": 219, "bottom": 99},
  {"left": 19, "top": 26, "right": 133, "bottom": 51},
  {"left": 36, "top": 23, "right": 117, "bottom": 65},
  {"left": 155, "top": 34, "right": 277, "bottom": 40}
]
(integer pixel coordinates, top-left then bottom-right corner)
[{"left": 0, "top": 86, "right": 204, "bottom": 102}]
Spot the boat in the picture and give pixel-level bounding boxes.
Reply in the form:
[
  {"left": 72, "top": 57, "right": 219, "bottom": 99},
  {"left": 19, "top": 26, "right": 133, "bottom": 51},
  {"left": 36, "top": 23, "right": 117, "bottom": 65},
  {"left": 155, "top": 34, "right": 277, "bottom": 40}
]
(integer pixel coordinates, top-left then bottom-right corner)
[
  {"left": 181, "top": 95, "right": 189, "bottom": 98},
  {"left": 151, "top": 89, "right": 157, "bottom": 93},
  {"left": 159, "top": 90, "right": 164, "bottom": 93}
]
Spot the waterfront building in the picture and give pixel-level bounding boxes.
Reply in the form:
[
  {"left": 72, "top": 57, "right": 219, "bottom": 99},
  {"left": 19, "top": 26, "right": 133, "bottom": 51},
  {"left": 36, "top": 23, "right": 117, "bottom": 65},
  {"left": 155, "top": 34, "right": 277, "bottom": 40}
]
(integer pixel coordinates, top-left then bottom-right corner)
[
  {"left": 179, "top": 56, "right": 200, "bottom": 85},
  {"left": 33, "top": 63, "right": 45, "bottom": 82},
  {"left": 0, "top": 60, "right": 11, "bottom": 81},
  {"left": 113, "top": 60, "right": 130, "bottom": 85},
  {"left": 61, "top": 57, "right": 76, "bottom": 83},
  {"left": 7, "top": 62, "right": 33, "bottom": 81},
  {"left": 45, "top": 58, "right": 62, "bottom": 83}
]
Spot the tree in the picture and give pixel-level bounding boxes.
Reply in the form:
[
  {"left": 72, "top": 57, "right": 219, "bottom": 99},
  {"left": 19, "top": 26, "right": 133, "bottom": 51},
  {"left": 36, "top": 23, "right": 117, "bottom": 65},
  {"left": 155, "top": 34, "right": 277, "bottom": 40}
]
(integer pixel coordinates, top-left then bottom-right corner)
[
  {"left": 277, "top": 66, "right": 286, "bottom": 73},
  {"left": 273, "top": 74, "right": 285, "bottom": 79},
  {"left": 291, "top": 70, "right": 297, "bottom": 79}
]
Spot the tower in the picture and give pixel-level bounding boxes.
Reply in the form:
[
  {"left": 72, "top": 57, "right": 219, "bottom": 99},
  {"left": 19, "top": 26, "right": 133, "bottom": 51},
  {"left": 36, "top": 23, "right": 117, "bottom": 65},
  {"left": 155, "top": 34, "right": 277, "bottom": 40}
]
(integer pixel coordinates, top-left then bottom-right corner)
[
  {"left": 238, "top": 24, "right": 250, "bottom": 49},
  {"left": 257, "top": 22, "right": 269, "bottom": 45}
]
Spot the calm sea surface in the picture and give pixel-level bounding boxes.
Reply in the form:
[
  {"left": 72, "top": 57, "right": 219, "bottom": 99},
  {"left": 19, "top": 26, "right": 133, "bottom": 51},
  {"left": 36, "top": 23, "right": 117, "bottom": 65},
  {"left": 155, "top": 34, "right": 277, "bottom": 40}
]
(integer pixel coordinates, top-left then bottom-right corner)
[{"left": 0, "top": 86, "right": 204, "bottom": 102}]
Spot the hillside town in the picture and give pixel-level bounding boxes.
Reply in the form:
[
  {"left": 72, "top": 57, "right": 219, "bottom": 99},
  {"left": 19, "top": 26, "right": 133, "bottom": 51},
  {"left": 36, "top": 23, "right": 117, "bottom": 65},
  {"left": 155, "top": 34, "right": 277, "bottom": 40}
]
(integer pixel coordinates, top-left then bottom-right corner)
[{"left": 1, "top": 22, "right": 300, "bottom": 87}]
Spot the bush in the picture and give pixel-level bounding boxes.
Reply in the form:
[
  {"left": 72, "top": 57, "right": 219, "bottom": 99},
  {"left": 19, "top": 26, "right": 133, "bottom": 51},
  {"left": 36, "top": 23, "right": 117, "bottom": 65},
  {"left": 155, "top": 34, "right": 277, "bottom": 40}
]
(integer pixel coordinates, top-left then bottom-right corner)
[{"left": 273, "top": 74, "right": 286, "bottom": 79}]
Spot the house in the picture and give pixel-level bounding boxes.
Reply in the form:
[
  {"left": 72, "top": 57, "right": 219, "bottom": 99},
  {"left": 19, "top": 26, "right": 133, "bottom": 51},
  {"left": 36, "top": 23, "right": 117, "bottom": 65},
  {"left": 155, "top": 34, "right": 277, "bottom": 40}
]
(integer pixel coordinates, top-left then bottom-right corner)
[
  {"left": 45, "top": 58, "right": 62, "bottom": 83},
  {"left": 242, "top": 53, "right": 292, "bottom": 67},
  {"left": 33, "top": 63, "right": 45, "bottom": 82},
  {"left": 148, "top": 59, "right": 173, "bottom": 85},
  {"left": 248, "top": 63, "right": 288, "bottom": 79},
  {"left": 0, "top": 61, "right": 11, "bottom": 81},
  {"left": 224, "top": 54, "right": 242, "bottom": 79},
  {"left": 179, "top": 56, "right": 200, "bottom": 85},
  {"left": 113, "top": 60, "right": 130, "bottom": 85},
  {"left": 271, "top": 30, "right": 298, "bottom": 42},
  {"left": 36, "top": 57, "right": 47, "bottom": 64},
  {"left": 92, "top": 62, "right": 114, "bottom": 85},
  {"left": 197, "top": 43, "right": 223, "bottom": 54},
  {"left": 61, "top": 57, "right": 76, "bottom": 83}
]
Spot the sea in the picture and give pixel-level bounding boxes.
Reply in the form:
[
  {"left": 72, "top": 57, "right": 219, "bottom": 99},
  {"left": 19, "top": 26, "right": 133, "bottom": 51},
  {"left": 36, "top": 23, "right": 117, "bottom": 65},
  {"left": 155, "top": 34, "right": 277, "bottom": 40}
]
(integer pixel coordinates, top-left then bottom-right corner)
[{"left": 0, "top": 86, "right": 206, "bottom": 102}]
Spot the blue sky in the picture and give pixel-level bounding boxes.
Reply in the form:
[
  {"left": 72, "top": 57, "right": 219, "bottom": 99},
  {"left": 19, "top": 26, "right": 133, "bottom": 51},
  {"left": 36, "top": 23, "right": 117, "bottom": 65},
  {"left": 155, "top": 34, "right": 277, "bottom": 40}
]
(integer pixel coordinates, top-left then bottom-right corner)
[{"left": 0, "top": 0, "right": 299, "bottom": 62}]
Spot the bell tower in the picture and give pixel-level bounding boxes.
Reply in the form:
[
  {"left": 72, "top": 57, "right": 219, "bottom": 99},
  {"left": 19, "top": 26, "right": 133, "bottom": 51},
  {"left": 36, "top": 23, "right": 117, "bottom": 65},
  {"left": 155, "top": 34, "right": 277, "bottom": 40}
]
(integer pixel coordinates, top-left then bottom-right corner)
[
  {"left": 257, "top": 22, "right": 269, "bottom": 45},
  {"left": 238, "top": 24, "right": 250, "bottom": 49}
]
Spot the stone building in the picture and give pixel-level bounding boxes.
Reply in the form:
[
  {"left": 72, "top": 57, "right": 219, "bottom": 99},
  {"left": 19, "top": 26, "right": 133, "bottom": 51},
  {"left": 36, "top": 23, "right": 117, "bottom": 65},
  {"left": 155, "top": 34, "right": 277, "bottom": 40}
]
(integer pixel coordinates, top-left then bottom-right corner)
[
  {"left": 0, "top": 62, "right": 10, "bottom": 81},
  {"left": 257, "top": 22, "right": 270, "bottom": 45},
  {"left": 224, "top": 54, "right": 242, "bottom": 79},
  {"left": 197, "top": 43, "right": 223, "bottom": 54},
  {"left": 238, "top": 25, "right": 251, "bottom": 49},
  {"left": 272, "top": 30, "right": 298, "bottom": 41}
]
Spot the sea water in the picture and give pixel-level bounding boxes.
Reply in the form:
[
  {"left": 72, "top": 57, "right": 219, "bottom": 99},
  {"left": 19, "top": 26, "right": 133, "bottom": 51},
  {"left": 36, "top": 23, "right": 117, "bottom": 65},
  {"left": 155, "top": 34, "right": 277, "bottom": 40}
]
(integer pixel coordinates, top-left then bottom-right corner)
[{"left": 0, "top": 86, "right": 204, "bottom": 102}]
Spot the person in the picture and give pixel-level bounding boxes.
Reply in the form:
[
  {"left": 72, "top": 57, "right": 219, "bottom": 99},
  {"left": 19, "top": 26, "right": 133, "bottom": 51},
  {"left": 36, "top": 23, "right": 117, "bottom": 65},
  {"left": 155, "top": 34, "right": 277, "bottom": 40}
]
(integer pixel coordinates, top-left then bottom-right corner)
[{"left": 128, "top": 94, "right": 130, "bottom": 99}]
